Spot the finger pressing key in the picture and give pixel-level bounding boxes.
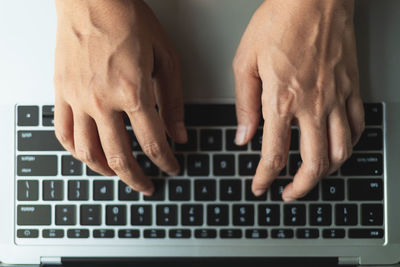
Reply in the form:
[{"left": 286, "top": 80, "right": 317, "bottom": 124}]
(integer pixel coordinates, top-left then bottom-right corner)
[
  {"left": 95, "top": 111, "right": 154, "bottom": 196},
  {"left": 252, "top": 109, "right": 292, "bottom": 196},
  {"left": 282, "top": 115, "right": 330, "bottom": 202}
]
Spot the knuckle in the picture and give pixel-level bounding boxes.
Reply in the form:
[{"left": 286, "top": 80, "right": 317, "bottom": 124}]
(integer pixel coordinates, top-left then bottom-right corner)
[
  {"left": 306, "top": 158, "right": 330, "bottom": 178},
  {"left": 332, "top": 146, "right": 351, "bottom": 164},
  {"left": 261, "top": 155, "right": 286, "bottom": 172},
  {"left": 54, "top": 127, "right": 73, "bottom": 146},
  {"left": 75, "top": 149, "right": 96, "bottom": 165},
  {"left": 142, "top": 141, "right": 168, "bottom": 160},
  {"left": 232, "top": 55, "right": 248, "bottom": 75},
  {"left": 107, "top": 154, "right": 130, "bottom": 173}
]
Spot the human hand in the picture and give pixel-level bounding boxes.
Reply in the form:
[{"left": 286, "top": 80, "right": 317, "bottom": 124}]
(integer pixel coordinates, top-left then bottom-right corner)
[
  {"left": 54, "top": 0, "right": 186, "bottom": 196},
  {"left": 233, "top": 0, "right": 364, "bottom": 201}
]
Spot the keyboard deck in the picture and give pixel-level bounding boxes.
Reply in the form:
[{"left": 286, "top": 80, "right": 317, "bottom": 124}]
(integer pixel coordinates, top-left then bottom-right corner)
[{"left": 14, "top": 103, "right": 385, "bottom": 244}]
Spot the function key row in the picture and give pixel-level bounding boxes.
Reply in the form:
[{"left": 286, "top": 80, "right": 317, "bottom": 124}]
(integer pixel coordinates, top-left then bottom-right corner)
[
  {"left": 17, "top": 203, "right": 383, "bottom": 227},
  {"left": 17, "top": 103, "right": 383, "bottom": 127},
  {"left": 17, "top": 178, "right": 384, "bottom": 202},
  {"left": 16, "top": 228, "right": 384, "bottom": 239}
]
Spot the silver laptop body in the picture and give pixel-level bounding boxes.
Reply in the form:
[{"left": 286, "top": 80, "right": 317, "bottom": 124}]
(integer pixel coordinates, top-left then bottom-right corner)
[{"left": 0, "top": 0, "right": 399, "bottom": 266}]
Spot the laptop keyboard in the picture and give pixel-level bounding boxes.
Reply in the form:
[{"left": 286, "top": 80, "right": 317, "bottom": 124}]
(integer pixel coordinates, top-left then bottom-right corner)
[{"left": 15, "top": 103, "right": 385, "bottom": 242}]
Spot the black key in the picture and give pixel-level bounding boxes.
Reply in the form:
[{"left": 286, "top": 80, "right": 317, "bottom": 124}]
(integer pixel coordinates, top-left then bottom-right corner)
[
  {"left": 289, "top": 154, "right": 302, "bottom": 176},
  {"left": 131, "top": 205, "right": 152, "bottom": 225},
  {"left": 137, "top": 155, "right": 159, "bottom": 176},
  {"left": 182, "top": 205, "right": 203, "bottom": 226},
  {"left": 271, "top": 229, "right": 294, "bottom": 239},
  {"left": 169, "top": 229, "right": 191, "bottom": 238},
  {"left": 341, "top": 153, "right": 383, "bottom": 176},
  {"left": 17, "top": 229, "right": 39, "bottom": 238},
  {"left": 258, "top": 205, "right": 280, "bottom": 226},
  {"left": 349, "top": 229, "right": 384, "bottom": 239},
  {"left": 354, "top": 128, "right": 383, "bottom": 151},
  {"left": 43, "top": 180, "right": 63, "bottom": 201},
  {"left": 348, "top": 179, "right": 383, "bottom": 201},
  {"left": 118, "top": 229, "right": 140, "bottom": 238},
  {"left": 67, "top": 229, "right": 89, "bottom": 238},
  {"left": 86, "top": 167, "right": 102, "bottom": 176},
  {"left": 18, "top": 131, "right": 63, "bottom": 151},
  {"left": 143, "top": 179, "right": 165, "bottom": 201},
  {"left": 127, "top": 131, "right": 141, "bottom": 151},
  {"left": 93, "top": 229, "right": 114, "bottom": 238},
  {"left": 169, "top": 179, "right": 190, "bottom": 201},
  {"left": 195, "top": 229, "right": 217, "bottom": 239},
  {"left": 17, "top": 155, "right": 57, "bottom": 176},
  {"left": 80, "top": 205, "right": 101, "bottom": 225},
  {"left": 144, "top": 229, "right": 165, "bottom": 238},
  {"left": 245, "top": 179, "right": 267, "bottom": 201},
  {"left": 207, "top": 205, "right": 229, "bottom": 226},
  {"left": 42, "top": 105, "right": 55, "bottom": 126},
  {"left": 184, "top": 104, "right": 239, "bottom": 126},
  {"left": 162, "top": 154, "right": 185, "bottom": 177},
  {"left": 220, "top": 229, "right": 242, "bottom": 238},
  {"left": 364, "top": 103, "right": 382, "bottom": 126},
  {"left": 68, "top": 180, "right": 89, "bottom": 201},
  {"left": 323, "top": 229, "right": 345, "bottom": 238},
  {"left": 233, "top": 205, "right": 254, "bottom": 226},
  {"left": 175, "top": 130, "right": 197, "bottom": 151},
  {"left": 226, "top": 129, "right": 247, "bottom": 151},
  {"left": 309, "top": 204, "right": 332, "bottom": 226},
  {"left": 118, "top": 181, "right": 139, "bottom": 201},
  {"left": 296, "top": 229, "right": 319, "bottom": 239},
  {"left": 290, "top": 128, "right": 299, "bottom": 151},
  {"left": 251, "top": 129, "right": 262, "bottom": 151},
  {"left": 298, "top": 184, "right": 319, "bottom": 201},
  {"left": 17, "top": 180, "right": 38, "bottom": 201},
  {"left": 213, "top": 155, "right": 235, "bottom": 176},
  {"left": 322, "top": 179, "right": 344, "bottom": 201},
  {"left": 220, "top": 180, "right": 241, "bottom": 201},
  {"left": 93, "top": 180, "right": 114, "bottom": 201},
  {"left": 245, "top": 229, "right": 268, "bottom": 239},
  {"left": 187, "top": 154, "right": 209, "bottom": 176},
  {"left": 55, "top": 205, "right": 76, "bottom": 225},
  {"left": 43, "top": 229, "right": 64, "bottom": 238},
  {"left": 271, "top": 179, "right": 291, "bottom": 201},
  {"left": 195, "top": 180, "right": 216, "bottom": 201},
  {"left": 239, "top": 154, "right": 259, "bottom": 176},
  {"left": 18, "top": 106, "right": 39, "bottom": 126},
  {"left": 17, "top": 205, "right": 51, "bottom": 226},
  {"left": 284, "top": 204, "right": 306, "bottom": 226},
  {"left": 362, "top": 204, "right": 383, "bottom": 226},
  {"left": 156, "top": 205, "right": 177, "bottom": 226},
  {"left": 62, "top": 155, "right": 82, "bottom": 176},
  {"left": 336, "top": 204, "right": 357, "bottom": 225},
  {"left": 200, "top": 130, "right": 222, "bottom": 151},
  {"left": 106, "top": 205, "right": 126, "bottom": 225}
]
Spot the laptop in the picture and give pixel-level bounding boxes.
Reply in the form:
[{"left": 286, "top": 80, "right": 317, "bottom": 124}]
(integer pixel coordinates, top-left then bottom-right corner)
[{"left": 0, "top": 0, "right": 399, "bottom": 266}]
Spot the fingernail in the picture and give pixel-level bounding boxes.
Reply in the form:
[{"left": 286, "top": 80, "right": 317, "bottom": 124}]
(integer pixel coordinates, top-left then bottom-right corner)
[
  {"left": 254, "top": 189, "right": 265, "bottom": 197},
  {"left": 173, "top": 122, "right": 187, "bottom": 143},
  {"left": 235, "top": 125, "right": 247, "bottom": 145},
  {"left": 282, "top": 196, "right": 295, "bottom": 202},
  {"left": 142, "top": 187, "right": 154, "bottom": 197}
]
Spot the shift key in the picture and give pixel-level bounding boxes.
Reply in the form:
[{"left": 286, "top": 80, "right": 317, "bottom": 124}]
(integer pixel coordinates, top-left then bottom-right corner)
[
  {"left": 17, "top": 155, "right": 57, "bottom": 176},
  {"left": 17, "top": 205, "right": 51, "bottom": 225}
]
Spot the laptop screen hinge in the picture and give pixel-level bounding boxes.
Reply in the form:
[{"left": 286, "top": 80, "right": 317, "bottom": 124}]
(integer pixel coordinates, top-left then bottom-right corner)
[
  {"left": 338, "top": 256, "right": 360, "bottom": 265},
  {"left": 40, "top": 256, "right": 62, "bottom": 266}
]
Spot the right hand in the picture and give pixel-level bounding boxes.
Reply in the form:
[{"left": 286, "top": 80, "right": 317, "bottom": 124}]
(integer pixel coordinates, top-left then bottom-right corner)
[{"left": 54, "top": 0, "right": 186, "bottom": 196}]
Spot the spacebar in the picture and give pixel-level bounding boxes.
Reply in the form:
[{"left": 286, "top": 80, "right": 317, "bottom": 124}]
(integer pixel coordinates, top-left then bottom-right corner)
[{"left": 18, "top": 130, "right": 64, "bottom": 151}]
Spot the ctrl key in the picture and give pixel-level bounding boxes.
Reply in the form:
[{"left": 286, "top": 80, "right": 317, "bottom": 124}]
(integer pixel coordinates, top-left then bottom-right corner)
[
  {"left": 17, "top": 229, "right": 38, "bottom": 238},
  {"left": 17, "top": 205, "right": 51, "bottom": 226}
]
